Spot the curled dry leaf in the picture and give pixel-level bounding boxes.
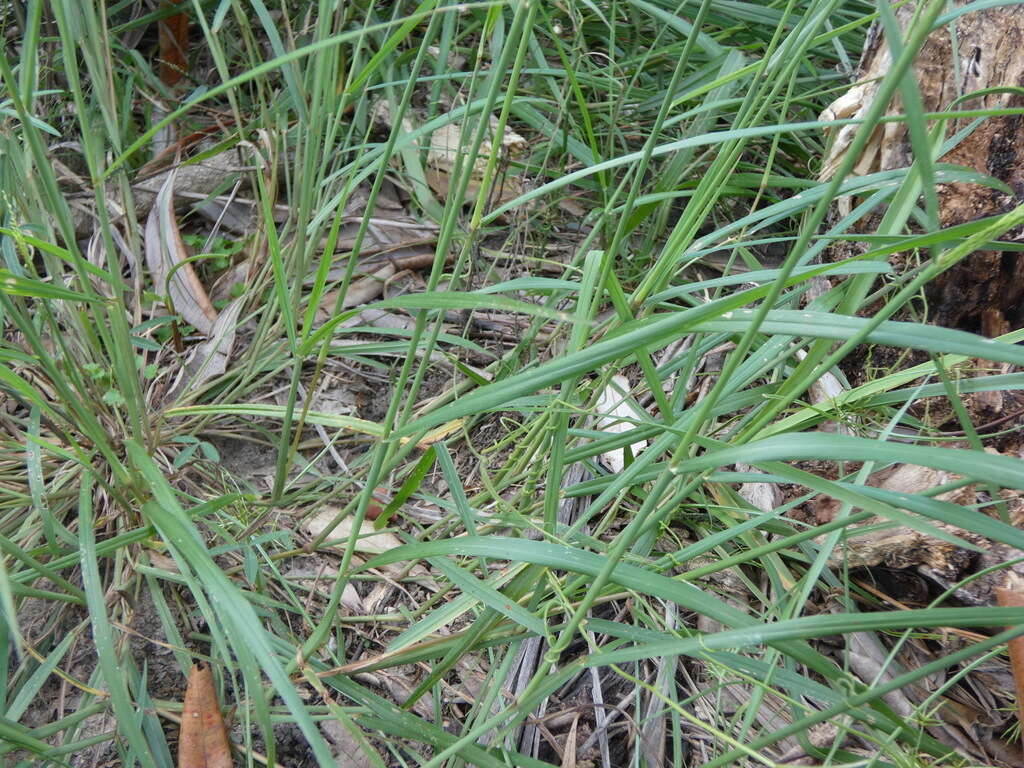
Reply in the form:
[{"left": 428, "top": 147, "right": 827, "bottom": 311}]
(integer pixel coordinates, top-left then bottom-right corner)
[
  {"left": 179, "top": 663, "right": 232, "bottom": 768},
  {"left": 145, "top": 168, "right": 218, "bottom": 336}
]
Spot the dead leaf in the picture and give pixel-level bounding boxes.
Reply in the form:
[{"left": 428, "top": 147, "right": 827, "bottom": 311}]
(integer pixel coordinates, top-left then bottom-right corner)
[
  {"left": 424, "top": 118, "right": 528, "bottom": 208},
  {"left": 133, "top": 147, "right": 250, "bottom": 231},
  {"left": 179, "top": 663, "right": 232, "bottom": 768},
  {"left": 594, "top": 375, "right": 647, "bottom": 473},
  {"left": 158, "top": 1, "right": 189, "bottom": 87},
  {"left": 560, "top": 714, "right": 579, "bottom": 768},
  {"left": 996, "top": 574, "right": 1024, "bottom": 733},
  {"left": 321, "top": 717, "right": 382, "bottom": 768},
  {"left": 163, "top": 295, "right": 244, "bottom": 404},
  {"left": 303, "top": 509, "right": 403, "bottom": 555},
  {"left": 145, "top": 169, "right": 218, "bottom": 335}
]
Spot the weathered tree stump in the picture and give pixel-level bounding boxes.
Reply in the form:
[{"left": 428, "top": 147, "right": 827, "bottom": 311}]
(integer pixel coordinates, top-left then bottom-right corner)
[{"left": 820, "top": 2, "right": 1024, "bottom": 335}]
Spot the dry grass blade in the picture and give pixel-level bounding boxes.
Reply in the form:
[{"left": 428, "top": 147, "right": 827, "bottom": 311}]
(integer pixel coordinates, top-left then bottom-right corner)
[
  {"left": 179, "top": 663, "right": 232, "bottom": 768},
  {"left": 145, "top": 168, "right": 218, "bottom": 335}
]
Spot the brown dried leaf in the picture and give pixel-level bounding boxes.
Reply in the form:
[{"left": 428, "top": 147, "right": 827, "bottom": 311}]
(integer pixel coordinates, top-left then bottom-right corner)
[
  {"left": 996, "top": 575, "right": 1024, "bottom": 732},
  {"left": 145, "top": 169, "right": 218, "bottom": 335},
  {"left": 158, "top": 1, "right": 189, "bottom": 87},
  {"left": 179, "top": 664, "right": 232, "bottom": 768}
]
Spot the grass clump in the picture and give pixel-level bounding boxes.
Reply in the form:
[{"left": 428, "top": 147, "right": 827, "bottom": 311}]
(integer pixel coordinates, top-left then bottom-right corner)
[{"left": 3, "top": 1, "right": 1024, "bottom": 766}]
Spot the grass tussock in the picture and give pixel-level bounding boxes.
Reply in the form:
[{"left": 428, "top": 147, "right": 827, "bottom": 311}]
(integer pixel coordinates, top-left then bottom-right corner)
[{"left": 3, "top": 1, "right": 1024, "bottom": 766}]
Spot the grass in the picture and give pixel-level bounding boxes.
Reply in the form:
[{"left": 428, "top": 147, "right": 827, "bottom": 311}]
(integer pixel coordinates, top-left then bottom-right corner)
[{"left": 3, "top": 0, "right": 1024, "bottom": 766}]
